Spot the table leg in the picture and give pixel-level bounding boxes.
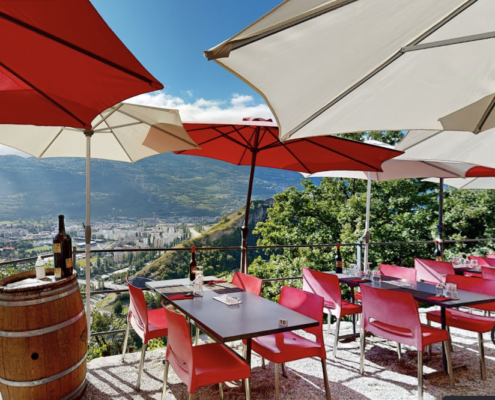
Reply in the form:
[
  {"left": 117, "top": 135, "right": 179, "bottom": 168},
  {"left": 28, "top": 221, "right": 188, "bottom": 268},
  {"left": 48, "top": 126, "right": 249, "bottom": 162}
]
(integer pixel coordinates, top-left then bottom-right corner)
[
  {"left": 246, "top": 338, "right": 252, "bottom": 368},
  {"left": 351, "top": 287, "right": 356, "bottom": 334},
  {"left": 441, "top": 307, "right": 447, "bottom": 371}
]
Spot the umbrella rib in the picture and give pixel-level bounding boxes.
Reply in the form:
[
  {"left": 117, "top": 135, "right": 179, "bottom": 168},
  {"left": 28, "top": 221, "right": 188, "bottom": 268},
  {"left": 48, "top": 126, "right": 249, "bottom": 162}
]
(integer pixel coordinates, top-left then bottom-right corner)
[
  {"left": 207, "top": 0, "right": 357, "bottom": 59},
  {"left": 38, "top": 127, "right": 68, "bottom": 158},
  {"left": 109, "top": 126, "right": 134, "bottom": 163},
  {"left": 303, "top": 138, "right": 381, "bottom": 171},
  {"left": 262, "top": 129, "right": 311, "bottom": 173},
  {"left": 92, "top": 104, "right": 124, "bottom": 130},
  {"left": 258, "top": 127, "right": 284, "bottom": 151},
  {"left": 474, "top": 95, "right": 495, "bottom": 133},
  {"left": 283, "top": 0, "right": 478, "bottom": 139},
  {"left": 94, "top": 121, "right": 141, "bottom": 132},
  {"left": 396, "top": 130, "right": 444, "bottom": 151},
  {"left": 114, "top": 108, "right": 199, "bottom": 148},
  {"left": 0, "top": 11, "right": 159, "bottom": 87},
  {"left": 0, "top": 60, "right": 86, "bottom": 127},
  {"left": 280, "top": 141, "right": 312, "bottom": 173}
]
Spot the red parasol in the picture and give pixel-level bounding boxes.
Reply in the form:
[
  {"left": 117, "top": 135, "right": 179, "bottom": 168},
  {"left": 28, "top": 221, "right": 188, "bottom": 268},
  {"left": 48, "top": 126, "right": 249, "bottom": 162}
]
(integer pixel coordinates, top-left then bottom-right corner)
[
  {"left": 0, "top": 0, "right": 162, "bottom": 129},
  {"left": 177, "top": 118, "right": 403, "bottom": 272}
]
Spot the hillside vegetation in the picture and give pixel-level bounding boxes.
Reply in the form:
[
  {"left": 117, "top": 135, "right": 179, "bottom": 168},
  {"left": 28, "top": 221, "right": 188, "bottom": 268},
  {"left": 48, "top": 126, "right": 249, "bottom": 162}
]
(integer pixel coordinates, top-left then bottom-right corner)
[{"left": 135, "top": 199, "right": 273, "bottom": 280}]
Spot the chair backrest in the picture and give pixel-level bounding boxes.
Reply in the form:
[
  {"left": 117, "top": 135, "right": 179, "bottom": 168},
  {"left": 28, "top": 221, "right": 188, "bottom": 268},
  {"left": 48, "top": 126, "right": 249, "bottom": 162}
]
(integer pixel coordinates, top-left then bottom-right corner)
[
  {"left": 482, "top": 267, "right": 495, "bottom": 280},
  {"left": 446, "top": 274, "right": 495, "bottom": 296},
  {"left": 232, "top": 272, "right": 263, "bottom": 296},
  {"left": 279, "top": 286, "right": 324, "bottom": 346},
  {"left": 302, "top": 268, "right": 342, "bottom": 314},
  {"left": 127, "top": 277, "right": 148, "bottom": 332},
  {"left": 163, "top": 305, "right": 193, "bottom": 385},
  {"left": 379, "top": 264, "right": 416, "bottom": 282},
  {"left": 414, "top": 258, "right": 454, "bottom": 283},
  {"left": 468, "top": 255, "right": 495, "bottom": 267},
  {"left": 360, "top": 285, "right": 422, "bottom": 349}
]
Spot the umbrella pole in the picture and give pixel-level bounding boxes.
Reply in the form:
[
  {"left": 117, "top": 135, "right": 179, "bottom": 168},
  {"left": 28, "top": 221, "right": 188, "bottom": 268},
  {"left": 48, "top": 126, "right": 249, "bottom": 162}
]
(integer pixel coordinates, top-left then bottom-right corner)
[
  {"left": 438, "top": 178, "right": 444, "bottom": 257},
  {"left": 240, "top": 130, "right": 259, "bottom": 274},
  {"left": 84, "top": 130, "right": 94, "bottom": 336},
  {"left": 363, "top": 172, "right": 371, "bottom": 271}
]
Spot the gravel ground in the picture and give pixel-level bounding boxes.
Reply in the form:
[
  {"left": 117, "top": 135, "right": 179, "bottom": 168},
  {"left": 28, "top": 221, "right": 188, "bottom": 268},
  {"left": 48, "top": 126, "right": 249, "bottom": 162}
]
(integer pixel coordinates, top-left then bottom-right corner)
[{"left": 80, "top": 306, "right": 495, "bottom": 399}]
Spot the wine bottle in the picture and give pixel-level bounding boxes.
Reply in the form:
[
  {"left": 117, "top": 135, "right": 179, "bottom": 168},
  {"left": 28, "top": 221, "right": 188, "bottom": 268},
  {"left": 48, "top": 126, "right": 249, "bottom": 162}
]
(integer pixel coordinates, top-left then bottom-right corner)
[
  {"left": 434, "top": 240, "right": 443, "bottom": 261},
  {"left": 335, "top": 244, "right": 343, "bottom": 273},
  {"left": 189, "top": 246, "right": 197, "bottom": 281},
  {"left": 53, "top": 215, "right": 73, "bottom": 279}
]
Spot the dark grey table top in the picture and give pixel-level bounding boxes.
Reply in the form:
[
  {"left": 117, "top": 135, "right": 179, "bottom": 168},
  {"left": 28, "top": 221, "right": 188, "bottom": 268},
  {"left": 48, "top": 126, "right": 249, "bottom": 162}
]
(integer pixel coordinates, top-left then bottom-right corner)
[
  {"left": 334, "top": 273, "right": 495, "bottom": 308},
  {"left": 147, "top": 278, "right": 319, "bottom": 342}
]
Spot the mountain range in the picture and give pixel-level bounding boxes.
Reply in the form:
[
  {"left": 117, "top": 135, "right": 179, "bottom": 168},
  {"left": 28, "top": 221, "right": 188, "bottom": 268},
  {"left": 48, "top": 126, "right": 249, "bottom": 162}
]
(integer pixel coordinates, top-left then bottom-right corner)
[{"left": 0, "top": 154, "right": 310, "bottom": 221}]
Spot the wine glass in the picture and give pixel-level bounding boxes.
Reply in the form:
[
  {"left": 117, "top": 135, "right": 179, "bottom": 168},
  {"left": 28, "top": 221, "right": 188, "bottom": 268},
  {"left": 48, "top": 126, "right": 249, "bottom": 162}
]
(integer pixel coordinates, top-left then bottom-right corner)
[{"left": 452, "top": 256, "right": 460, "bottom": 268}]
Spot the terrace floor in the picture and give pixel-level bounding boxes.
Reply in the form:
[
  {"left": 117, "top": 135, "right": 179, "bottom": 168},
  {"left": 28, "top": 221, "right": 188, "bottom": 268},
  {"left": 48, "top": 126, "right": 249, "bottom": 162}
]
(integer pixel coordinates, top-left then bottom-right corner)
[{"left": 81, "top": 307, "right": 495, "bottom": 399}]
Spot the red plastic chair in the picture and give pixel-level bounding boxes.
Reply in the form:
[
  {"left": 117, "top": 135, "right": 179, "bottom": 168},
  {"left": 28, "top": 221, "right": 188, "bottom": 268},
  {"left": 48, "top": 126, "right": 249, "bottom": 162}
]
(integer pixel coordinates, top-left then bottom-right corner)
[
  {"left": 232, "top": 272, "right": 263, "bottom": 296},
  {"left": 122, "top": 278, "right": 168, "bottom": 390},
  {"left": 379, "top": 264, "right": 417, "bottom": 282},
  {"left": 414, "top": 258, "right": 454, "bottom": 284},
  {"left": 303, "top": 267, "right": 361, "bottom": 357},
  {"left": 249, "top": 286, "right": 331, "bottom": 400},
  {"left": 482, "top": 266, "right": 495, "bottom": 280},
  {"left": 162, "top": 305, "right": 251, "bottom": 400},
  {"left": 487, "top": 254, "right": 495, "bottom": 259},
  {"left": 427, "top": 275, "right": 495, "bottom": 380},
  {"left": 468, "top": 255, "right": 495, "bottom": 267},
  {"left": 360, "top": 285, "right": 454, "bottom": 399}
]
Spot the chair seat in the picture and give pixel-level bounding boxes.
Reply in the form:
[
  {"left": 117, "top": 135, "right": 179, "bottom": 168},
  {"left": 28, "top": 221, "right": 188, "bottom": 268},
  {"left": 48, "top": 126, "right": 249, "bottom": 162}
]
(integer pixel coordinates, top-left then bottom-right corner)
[
  {"left": 192, "top": 343, "right": 250, "bottom": 388},
  {"left": 250, "top": 331, "right": 325, "bottom": 364},
  {"left": 368, "top": 320, "right": 448, "bottom": 348},
  {"left": 427, "top": 309, "right": 495, "bottom": 333},
  {"left": 141, "top": 308, "right": 168, "bottom": 342},
  {"left": 324, "top": 300, "right": 362, "bottom": 317}
]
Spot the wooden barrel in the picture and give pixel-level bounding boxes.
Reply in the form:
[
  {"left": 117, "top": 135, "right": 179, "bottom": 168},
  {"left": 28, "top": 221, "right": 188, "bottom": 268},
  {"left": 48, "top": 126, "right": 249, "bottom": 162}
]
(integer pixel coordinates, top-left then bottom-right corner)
[{"left": 0, "top": 269, "right": 87, "bottom": 400}]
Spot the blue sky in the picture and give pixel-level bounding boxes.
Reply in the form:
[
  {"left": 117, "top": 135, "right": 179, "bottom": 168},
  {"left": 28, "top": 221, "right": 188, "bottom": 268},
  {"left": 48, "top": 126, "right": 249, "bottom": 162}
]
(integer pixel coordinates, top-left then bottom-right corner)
[{"left": 1, "top": 0, "right": 280, "bottom": 156}]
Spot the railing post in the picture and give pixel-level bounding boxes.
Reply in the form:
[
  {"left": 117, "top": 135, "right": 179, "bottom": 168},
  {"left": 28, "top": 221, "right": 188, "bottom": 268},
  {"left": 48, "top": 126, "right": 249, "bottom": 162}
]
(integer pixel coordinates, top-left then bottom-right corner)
[{"left": 357, "top": 238, "right": 362, "bottom": 271}]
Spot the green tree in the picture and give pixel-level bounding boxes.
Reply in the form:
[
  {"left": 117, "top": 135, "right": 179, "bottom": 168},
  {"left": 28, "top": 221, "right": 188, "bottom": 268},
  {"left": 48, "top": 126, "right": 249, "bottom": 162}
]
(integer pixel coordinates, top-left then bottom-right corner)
[{"left": 113, "top": 301, "right": 123, "bottom": 315}]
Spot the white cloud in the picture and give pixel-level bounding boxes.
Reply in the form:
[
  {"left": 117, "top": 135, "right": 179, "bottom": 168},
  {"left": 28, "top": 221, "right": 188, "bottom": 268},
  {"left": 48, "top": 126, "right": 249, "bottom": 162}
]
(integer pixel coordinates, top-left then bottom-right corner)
[
  {"left": 0, "top": 90, "right": 274, "bottom": 156},
  {"left": 126, "top": 90, "right": 274, "bottom": 122}
]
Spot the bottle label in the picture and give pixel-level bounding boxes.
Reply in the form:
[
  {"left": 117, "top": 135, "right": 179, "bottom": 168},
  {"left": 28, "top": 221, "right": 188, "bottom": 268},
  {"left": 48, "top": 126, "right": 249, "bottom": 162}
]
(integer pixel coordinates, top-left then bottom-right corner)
[
  {"left": 66, "top": 258, "right": 73, "bottom": 269},
  {"left": 53, "top": 243, "right": 61, "bottom": 253},
  {"left": 54, "top": 268, "right": 62, "bottom": 278}
]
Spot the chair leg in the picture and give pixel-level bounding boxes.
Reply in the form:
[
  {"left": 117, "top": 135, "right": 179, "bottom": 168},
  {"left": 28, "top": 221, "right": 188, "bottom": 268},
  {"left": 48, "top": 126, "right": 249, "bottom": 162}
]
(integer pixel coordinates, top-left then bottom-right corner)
[
  {"left": 426, "top": 320, "right": 432, "bottom": 358},
  {"left": 122, "top": 319, "right": 130, "bottom": 362},
  {"left": 242, "top": 343, "right": 247, "bottom": 359},
  {"left": 447, "top": 327, "right": 453, "bottom": 352},
  {"left": 195, "top": 325, "right": 200, "bottom": 346},
  {"left": 417, "top": 350, "right": 423, "bottom": 400},
  {"left": 396, "top": 342, "right": 402, "bottom": 363},
  {"left": 188, "top": 394, "right": 194, "bottom": 400},
  {"left": 219, "top": 382, "right": 224, "bottom": 400},
  {"left": 244, "top": 378, "right": 251, "bottom": 400},
  {"left": 327, "top": 313, "right": 331, "bottom": 336},
  {"left": 275, "top": 363, "right": 280, "bottom": 400},
  {"left": 261, "top": 357, "right": 266, "bottom": 369},
  {"left": 360, "top": 330, "right": 366, "bottom": 375},
  {"left": 321, "top": 359, "right": 331, "bottom": 400},
  {"left": 161, "top": 361, "right": 169, "bottom": 400},
  {"left": 444, "top": 341, "right": 455, "bottom": 387},
  {"left": 281, "top": 363, "right": 288, "bottom": 378},
  {"left": 136, "top": 343, "right": 147, "bottom": 390},
  {"left": 478, "top": 333, "right": 487, "bottom": 380},
  {"left": 333, "top": 318, "right": 341, "bottom": 358}
]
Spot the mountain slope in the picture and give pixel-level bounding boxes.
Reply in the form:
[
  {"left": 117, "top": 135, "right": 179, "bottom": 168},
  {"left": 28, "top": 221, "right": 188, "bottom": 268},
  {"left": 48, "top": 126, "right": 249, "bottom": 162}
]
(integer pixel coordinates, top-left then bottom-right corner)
[
  {"left": 0, "top": 154, "right": 306, "bottom": 220},
  {"left": 136, "top": 199, "right": 273, "bottom": 280}
]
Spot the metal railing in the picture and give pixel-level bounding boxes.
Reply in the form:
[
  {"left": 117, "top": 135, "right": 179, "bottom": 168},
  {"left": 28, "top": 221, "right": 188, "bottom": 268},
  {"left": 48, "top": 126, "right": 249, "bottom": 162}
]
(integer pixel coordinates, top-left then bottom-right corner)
[{"left": 2, "top": 237, "right": 495, "bottom": 341}]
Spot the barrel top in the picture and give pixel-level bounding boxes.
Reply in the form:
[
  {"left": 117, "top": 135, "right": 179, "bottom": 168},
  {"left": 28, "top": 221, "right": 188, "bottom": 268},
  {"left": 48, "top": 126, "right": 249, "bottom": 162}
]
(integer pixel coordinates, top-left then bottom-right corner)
[{"left": 0, "top": 269, "right": 77, "bottom": 295}]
